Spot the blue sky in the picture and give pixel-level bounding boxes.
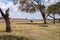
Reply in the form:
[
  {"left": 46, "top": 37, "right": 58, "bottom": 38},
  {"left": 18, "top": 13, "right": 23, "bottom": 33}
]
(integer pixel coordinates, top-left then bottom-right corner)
[{"left": 0, "top": 0, "right": 60, "bottom": 19}]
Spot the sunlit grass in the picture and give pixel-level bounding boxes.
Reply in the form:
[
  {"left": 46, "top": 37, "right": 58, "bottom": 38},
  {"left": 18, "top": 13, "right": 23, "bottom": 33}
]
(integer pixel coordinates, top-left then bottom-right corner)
[{"left": 0, "top": 20, "right": 60, "bottom": 40}]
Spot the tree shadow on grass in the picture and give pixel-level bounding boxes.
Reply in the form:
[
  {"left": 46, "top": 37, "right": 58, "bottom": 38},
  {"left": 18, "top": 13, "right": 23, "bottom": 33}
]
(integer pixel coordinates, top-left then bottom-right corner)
[
  {"left": 0, "top": 35, "right": 30, "bottom": 40},
  {"left": 39, "top": 23, "right": 48, "bottom": 27},
  {"left": 16, "top": 23, "right": 48, "bottom": 27}
]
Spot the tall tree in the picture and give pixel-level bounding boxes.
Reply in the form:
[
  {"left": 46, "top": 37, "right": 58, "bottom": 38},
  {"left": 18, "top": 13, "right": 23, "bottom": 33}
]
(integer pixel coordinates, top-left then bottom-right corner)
[
  {"left": 46, "top": 2, "right": 60, "bottom": 23},
  {"left": 14, "top": 0, "right": 47, "bottom": 24},
  {"left": 0, "top": 8, "right": 11, "bottom": 32}
]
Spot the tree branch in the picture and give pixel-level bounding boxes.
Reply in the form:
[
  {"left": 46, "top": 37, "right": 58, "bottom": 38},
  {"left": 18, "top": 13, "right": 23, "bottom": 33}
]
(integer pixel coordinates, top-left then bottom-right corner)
[
  {"left": 5, "top": 8, "right": 9, "bottom": 16},
  {"left": 0, "top": 8, "right": 5, "bottom": 16},
  {"left": 46, "top": 14, "right": 50, "bottom": 18},
  {"left": 46, "top": 14, "right": 54, "bottom": 18},
  {"left": 49, "top": 15, "right": 54, "bottom": 18}
]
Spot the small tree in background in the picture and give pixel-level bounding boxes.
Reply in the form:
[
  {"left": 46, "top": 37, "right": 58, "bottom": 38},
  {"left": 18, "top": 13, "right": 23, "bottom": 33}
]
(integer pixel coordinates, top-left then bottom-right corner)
[{"left": 46, "top": 2, "right": 60, "bottom": 23}]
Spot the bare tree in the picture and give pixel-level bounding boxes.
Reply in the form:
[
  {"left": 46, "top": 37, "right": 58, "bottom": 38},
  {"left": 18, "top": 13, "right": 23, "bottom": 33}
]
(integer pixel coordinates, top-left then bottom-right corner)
[{"left": 0, "top": 8, "right": 11, "bottom": 32}]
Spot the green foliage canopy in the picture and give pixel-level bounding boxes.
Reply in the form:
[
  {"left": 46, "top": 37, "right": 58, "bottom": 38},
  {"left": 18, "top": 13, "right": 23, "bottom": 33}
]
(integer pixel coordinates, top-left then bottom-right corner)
[
  {"left": 14, "top": 0, "right": 45, "bottom": 13},
  {"left": 47, "top": 2, "right": 60, "bottom": 14}
]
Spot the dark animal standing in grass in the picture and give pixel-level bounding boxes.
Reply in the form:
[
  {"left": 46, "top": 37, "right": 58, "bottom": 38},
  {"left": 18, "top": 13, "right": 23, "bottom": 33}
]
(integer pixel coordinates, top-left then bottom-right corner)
[{"left": 30, "top": 20, "right": 33, "bottom": 23}]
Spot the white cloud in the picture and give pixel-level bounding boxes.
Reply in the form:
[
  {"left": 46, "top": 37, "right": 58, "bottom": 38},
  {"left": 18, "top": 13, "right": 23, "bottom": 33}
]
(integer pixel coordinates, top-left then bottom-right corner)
[
  {"left": 45, "top": 0, "right": 49, "bottom": 2},
  {"left": 44, "top": 0, "right": 60, "bottom": 6},
  {"left": 0, "top": 1, "right": 13, "bottom": 10}
]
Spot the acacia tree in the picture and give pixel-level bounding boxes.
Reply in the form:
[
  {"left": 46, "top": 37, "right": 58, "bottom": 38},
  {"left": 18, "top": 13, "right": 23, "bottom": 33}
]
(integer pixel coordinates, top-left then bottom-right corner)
[
  {"left": 46, "top": 2, "right": 60, "bottom": 23},
  {"left": 14, "top": 0, "right": 47, "bottom": 24},
  {"left": 0, "top": 8, "right": 11, "bottom": 32}
]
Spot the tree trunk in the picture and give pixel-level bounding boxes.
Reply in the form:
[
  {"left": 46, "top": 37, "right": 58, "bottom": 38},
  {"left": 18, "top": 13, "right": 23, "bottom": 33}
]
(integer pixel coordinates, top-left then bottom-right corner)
[
  {"left": 0, "top": 8, "right": 11, "bottom": 32},
  {"left": 41, "top": 12, "right": 46, "bottom": 24},
  {"left": 53, "top": 14, "right": 55, "bottom": 24},
  {"left": 4, "top": 16, "right": 11, "bottom": 32}
]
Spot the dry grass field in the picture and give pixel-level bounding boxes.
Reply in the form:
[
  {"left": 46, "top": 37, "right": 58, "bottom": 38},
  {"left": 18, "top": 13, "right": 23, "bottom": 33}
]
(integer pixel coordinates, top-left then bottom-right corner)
[{"left": 0, "top": 19, "right": 60, "bottom": 40}]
